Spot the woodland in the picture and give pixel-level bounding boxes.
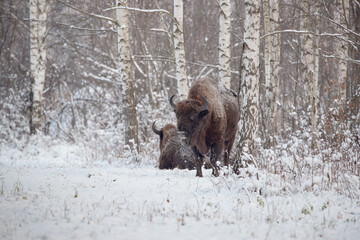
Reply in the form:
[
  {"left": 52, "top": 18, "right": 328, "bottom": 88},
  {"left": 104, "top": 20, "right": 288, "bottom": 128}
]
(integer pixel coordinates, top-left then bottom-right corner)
[
  {"left": 1, "top": 0, "right": 359, "bottom": 175},
  {"left": 0, "top": 0, "right": 360, "bottom": 238},
  {"left": 0, "top": 0, "right": 360, "bottom": 240}
]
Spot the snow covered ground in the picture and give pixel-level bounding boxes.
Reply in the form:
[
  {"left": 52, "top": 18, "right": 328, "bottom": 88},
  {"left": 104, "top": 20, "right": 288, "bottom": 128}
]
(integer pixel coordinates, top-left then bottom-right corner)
[{"left": 1, "top": 141, "right": 360, "bottom": 240}]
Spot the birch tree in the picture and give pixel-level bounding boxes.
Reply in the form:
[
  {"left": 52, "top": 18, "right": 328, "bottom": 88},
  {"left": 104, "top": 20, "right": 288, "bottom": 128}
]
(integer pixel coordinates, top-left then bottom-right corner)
[
  {"left": 239, "top": 0, "right": 261, "bottom": 154},
  {"left": 29, "top": 0, "right": 47, "bottom": 134},
  {"left": 173, "top": 0, "right": 188, "bottom": 99},
  {"left": 314, "top": 10, "right": 320, "bottom": 124},
  {"left": 218, "top": 0, "right": 232, "bottom": 89},
  {"left": 263, "top": 0, "right": 281, "bottom": 147},
  {"left": 302, "top": 1, "right": 318, "bottom": 149},
  {"left": 116, "top": 0, "right": 139, "bottom": 152},
  {"left": 334, "top": 0, "right": 349, "bottom": 112},
  {"left": 350, "top": 0, "right": 360, "bottom": 128}
]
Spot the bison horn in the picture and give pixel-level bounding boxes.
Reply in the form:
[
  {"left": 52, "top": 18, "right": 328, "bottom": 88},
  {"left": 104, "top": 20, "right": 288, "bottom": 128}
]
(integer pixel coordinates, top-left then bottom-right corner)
[
  {"left": 198, "top": 95, "right": 208, "bottom": 112},
  {"left": 169, "top": 95, "right": 177, "bottom": 111},
  {"left": 152, "top": 121, "right": 162, "bottom": 135}
]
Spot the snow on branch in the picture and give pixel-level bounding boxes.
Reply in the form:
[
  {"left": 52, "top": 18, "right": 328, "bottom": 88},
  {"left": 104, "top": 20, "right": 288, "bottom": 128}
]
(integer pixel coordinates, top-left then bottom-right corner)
[
  {"left": 262, "top": 29, "right": 359, "bottom": 53},
  {"left": 85, "top": 57, "right": 118, "bottom": 75},
  {"left": 320, "top": 54, "right": 360, "bottom": 65},
  {"left": 261, "top": 29, "right": 344, "bottom": 39},
  {"left": 52, "top": 21, "right": 116, "bottom": 33},
  {"left": 103, "top": 6, "right": 173, "bottom": 17},
  {"left": 314, "top": 12, "right": 360, "bottom": 38},
  {"left": 103, "top": 5, "right": 178, "bottom": 27},
  {"left": 56, "top": 1, "right": 178, "bottom": 33},
  {"left": 83, "top": 72, "right": 121, "bottom": 86},
  {"left": 131, "top": 56, "right": 148, "bottom": 78}
]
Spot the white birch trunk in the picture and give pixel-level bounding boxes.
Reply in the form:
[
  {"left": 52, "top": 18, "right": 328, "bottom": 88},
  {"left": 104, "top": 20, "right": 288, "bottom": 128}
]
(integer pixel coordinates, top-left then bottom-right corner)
[
  {"left": 30, "top": 0, "right": 47, "bottom": 134},
  {"left": 263, "top": 0, "right": 281, "bottom": 147},
  {"left": 116, "top": 0, "right": 139, "bottom": 153},
  {"left": 264, "top": 0, "right": 271, "bottom": 105},
  {"left": 37, "top": 0, "right": 47, "bottom": 97},
  {"left": 314, "top": 24, "right": 320, "bottom": 121},
  {"left": 173, "top": 0, "right": 188, "bottom": 99},
  {"left": 302, "top": 1, "right": 318, "bottom": 148},
  {"left": 30, "top": 0, "right": 38, "bottom": 84},
  {"left": 219, "top": 0, "right": 232, "bottom": 89},
  {"left": 239, "top": 0, "right": 261, "bottom": 154},
  {"left": 334, "top": 0, "right": 349, "bottom": 109},
  {"left": 270, "top": 0, "right": 281, "bottom": 137}
]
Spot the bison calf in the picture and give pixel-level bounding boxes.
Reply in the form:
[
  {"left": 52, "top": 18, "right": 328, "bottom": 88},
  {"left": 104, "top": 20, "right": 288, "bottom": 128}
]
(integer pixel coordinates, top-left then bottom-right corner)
[
  {"left": 170, "top": 76, "right": 240, "bottom": 177},
  {"left": 152, "top": 122, "right": 195, "bottom": 170}
]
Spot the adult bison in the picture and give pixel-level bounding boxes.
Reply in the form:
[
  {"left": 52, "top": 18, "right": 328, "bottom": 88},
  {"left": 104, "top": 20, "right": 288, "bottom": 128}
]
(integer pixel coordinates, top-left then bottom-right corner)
[
  {"left": 170, "top": 77, "right": 240, "bottom": 177},
  {"left": 152, "top": 121, "right": 195, "bottom": 170}
]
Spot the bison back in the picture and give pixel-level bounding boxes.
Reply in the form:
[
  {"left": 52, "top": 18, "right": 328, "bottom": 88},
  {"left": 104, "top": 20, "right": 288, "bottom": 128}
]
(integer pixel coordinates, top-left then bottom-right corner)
[{"left": 160, "top": 136, "right": 195, "bottom": 170}]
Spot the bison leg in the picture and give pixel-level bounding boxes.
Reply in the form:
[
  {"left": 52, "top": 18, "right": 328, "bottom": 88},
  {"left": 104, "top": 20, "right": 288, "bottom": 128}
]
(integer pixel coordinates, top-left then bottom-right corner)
[
  {"left": 192, "top": 147, "right": 204, "bottom": 177},
  {"left": 210, "top": 143, "right": 223, "bottom": 177},
  {"left": 224, "top": 134, "right": 236, "bottom": 167}
]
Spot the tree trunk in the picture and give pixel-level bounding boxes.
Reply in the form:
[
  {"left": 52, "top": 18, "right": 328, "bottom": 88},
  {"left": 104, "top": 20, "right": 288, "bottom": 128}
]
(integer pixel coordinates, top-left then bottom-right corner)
[
  {"left": 334, "top": 0, "right": 349, "bottom": 113},
  {"left": 116, "top": 0, "right": 140, "bottom": 153},
  {"left": 350, "top": 0, "right": 360, "bottom": 129},
  {"left": 302, "top": 1, "right": 318, "bottom": 149},
  {"left": 263, "top": 0, "right": 280, "bottom": 147},
  {"left": 29, "top": 0, "right": 47, "bottom": 135},
  {"left": 219, "top": 0, "right": 232, "bottom": 89},
  {"left": 239, "top": 0, "right": 261, "bottom": 154},
  {"left": 173, "top": 0, "right": 188, "bottom": 99},
  {"left": 264, "top": 0, "right": 271, "bottom": 108}
]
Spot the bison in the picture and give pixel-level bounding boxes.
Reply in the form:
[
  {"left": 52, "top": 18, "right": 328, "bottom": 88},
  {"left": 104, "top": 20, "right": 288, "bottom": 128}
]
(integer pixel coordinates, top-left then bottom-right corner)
[
  {"left": 170, "top": 76, "right": 240, "bottom": 177},
  {"left": 152, "top": 121, "right": 196, "bottom": 170}
]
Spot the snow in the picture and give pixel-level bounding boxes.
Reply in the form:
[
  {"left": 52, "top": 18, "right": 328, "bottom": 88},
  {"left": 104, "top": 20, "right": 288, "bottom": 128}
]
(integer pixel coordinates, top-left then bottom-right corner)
[{"left": 1, "top": 141, "right": 360, "bottom": 240}]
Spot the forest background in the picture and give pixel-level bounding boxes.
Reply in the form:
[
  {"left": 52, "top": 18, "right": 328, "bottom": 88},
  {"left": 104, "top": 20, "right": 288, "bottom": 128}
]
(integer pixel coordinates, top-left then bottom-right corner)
[{"left": 1, "top": 0, "right": 360, "bottom": 193}]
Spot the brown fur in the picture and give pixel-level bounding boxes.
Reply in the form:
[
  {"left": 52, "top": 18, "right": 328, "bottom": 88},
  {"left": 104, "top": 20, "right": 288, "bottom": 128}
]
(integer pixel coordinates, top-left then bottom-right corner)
[
  {"left": 153, "top": 123, "right": 195, "bottom": 170},
  {"left": 170, "top": 77, "right": 240, "bottom": 177}
]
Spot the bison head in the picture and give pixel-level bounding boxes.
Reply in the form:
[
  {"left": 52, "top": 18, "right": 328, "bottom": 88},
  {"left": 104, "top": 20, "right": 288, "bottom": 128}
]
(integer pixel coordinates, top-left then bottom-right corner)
[
  {"left": 152, "top": 121, "right": 177, "bottom": 151},
  {"left": 169, "top": 95, "right": 209, "bottom": 139}
]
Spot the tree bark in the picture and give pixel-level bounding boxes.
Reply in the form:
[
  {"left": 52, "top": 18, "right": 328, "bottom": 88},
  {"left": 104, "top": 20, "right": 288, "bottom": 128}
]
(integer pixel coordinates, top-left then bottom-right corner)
[
  {"left": 350, "top": 0, "right": 360, "bottom": 128},
  {"left": 219, "top": 0, "right": 232, "bottom": 89},
  {"left": 334, "top": 0, "right": 349, "bottom": 112},
  {"left": 173, "top": 0, "right": 188, "bottom": 99},
  {"left": 30, "top": 0, "right": 47, "bottom": 135},
  {"left": 263, "top": 0, "right": 280, "bottom": 147},
  {"left": 302, "top": 1, "right": 318, "bottom": 149},
  {"left": 239, "top": 0, "right": 261, "bottom": 154},
  {"left": 116, "top": 0, "right": 140, "bottom": 153}
]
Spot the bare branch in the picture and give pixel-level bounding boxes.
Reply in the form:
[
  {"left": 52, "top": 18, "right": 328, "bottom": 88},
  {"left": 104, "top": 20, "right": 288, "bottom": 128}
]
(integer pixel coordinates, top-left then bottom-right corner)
[
  {"left": 103, "top": 6, "right": 173, "bottom": 17},
  {"left": 313, "top": 12, "right": 360, "bottom": 38},
  {"left": 262, "top": 29, "right": 359, "bottom": 52},
  {"left": 131, "top": 56, "right": 148, "bottom": 78},
  {"left": 261, "top": 29, "right": 344, "bottom": 39},
  {"left": 103, "top": 5, "right": 179, "bottom": 28},
  {"left": 51, "top": 21, "right": 116, "bottom": 33},
  {"left": 0, "top": 5, "right": 30, "bottom": 33},
  {"left": 55, "top": 0, "right": 118, "bottom": 25},
  {"left": 353, "top": 0, "right": 360, "bottom": 8}
]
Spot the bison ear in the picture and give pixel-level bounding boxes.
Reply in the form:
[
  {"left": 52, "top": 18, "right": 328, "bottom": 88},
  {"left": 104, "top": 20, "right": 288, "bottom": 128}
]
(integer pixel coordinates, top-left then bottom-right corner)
[{"left": 198, "top": 109, "right": 209, "bottom": 118}]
